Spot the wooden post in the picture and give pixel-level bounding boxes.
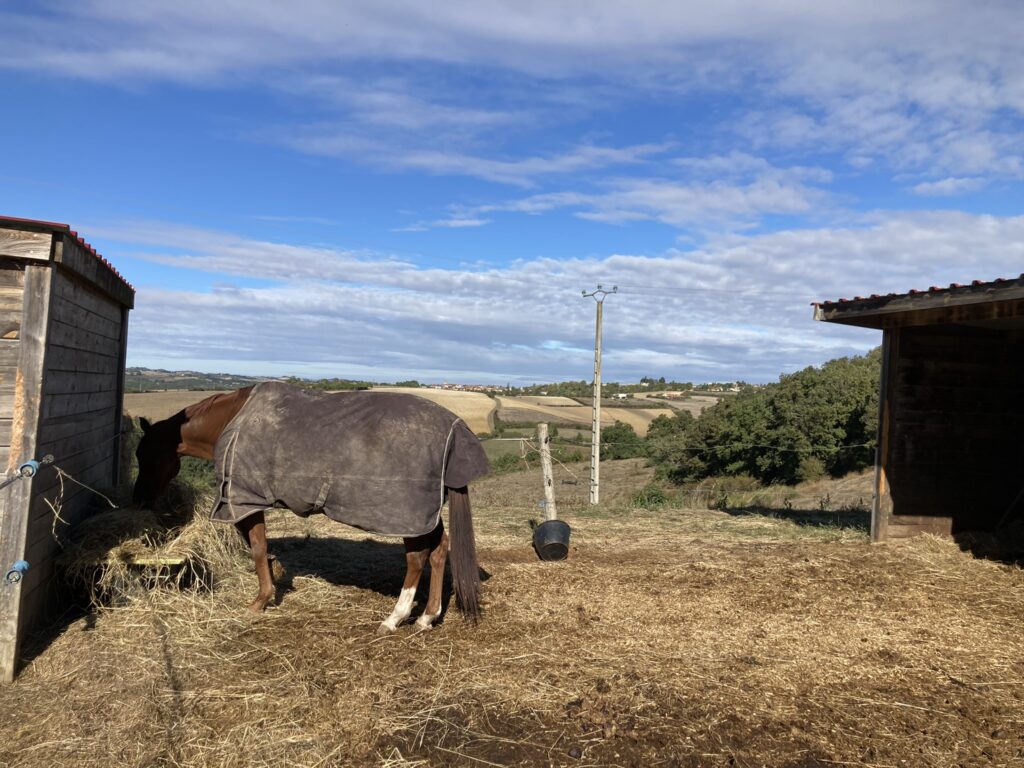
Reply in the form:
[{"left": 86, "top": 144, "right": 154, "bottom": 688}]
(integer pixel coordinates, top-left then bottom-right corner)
[
  {"left": 538, "top": 423, "right": 557, "bottom": 521},
  {"left": 872, "top": 328, "right": 898, "bottom": 542}
]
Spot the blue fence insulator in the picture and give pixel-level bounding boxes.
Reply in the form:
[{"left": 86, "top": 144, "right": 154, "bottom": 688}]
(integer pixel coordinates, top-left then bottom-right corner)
[{"left": 5, "top": 560, "right": 29, "bottom": 585}]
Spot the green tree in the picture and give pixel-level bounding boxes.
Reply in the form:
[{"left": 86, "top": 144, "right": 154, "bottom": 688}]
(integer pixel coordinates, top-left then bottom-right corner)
[
  {"left": 600, "top": 422, "right": 645, "bottom": 460},
  {"left": 646, "top": 348, "right": 880, "bottom": 485}
]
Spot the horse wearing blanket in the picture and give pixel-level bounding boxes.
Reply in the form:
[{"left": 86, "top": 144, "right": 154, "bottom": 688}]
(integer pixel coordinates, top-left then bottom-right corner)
[{"left": 132, "top": 382, "right": 490, "bottom": 632}]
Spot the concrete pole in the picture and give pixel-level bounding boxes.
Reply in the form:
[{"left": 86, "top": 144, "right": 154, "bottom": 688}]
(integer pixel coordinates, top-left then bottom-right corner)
[{"left": 582, "top": 285, "right": 616, "bottom": 505}]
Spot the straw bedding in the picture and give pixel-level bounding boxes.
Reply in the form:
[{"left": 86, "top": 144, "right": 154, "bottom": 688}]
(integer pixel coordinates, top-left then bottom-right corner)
[{"left": 3, "top": 460, "right": 1024, "bottom": 767}]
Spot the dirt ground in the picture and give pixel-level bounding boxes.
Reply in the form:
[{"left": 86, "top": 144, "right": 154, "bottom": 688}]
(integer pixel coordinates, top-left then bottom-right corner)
[{"left": 3, "top": 461, "right": 1024, "bottom": 767}]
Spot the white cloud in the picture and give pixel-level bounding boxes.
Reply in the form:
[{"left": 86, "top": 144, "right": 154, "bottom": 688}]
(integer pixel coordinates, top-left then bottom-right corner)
[
  {"left": 4, "top": 3, "right": 1023, "bottom": 183},
  {"left": 911, "top": 177, "right": 985, "bottom": 196},
  {"left": 278, "top": 136, "right": 671, "bottom": 186},
  {"left": 110, "top": 211, "right": 1024, "bottom": 383},
  {"left": 465, "top": 156, "right": 832, "bottom": 228}
]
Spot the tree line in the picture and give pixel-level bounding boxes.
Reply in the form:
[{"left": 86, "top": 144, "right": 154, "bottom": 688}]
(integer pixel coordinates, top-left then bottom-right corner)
[{"left": 595, "top": 349, "right": 881, "bottom": 486}]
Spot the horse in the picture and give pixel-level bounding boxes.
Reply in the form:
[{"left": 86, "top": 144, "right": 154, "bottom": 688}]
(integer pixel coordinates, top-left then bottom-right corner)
[{"left": 132, "top": 382, "right": 490, "bottom": 633}]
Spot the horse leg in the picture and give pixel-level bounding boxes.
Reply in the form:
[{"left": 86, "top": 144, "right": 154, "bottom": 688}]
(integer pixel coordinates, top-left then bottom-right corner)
[
  {"left": 378, "top": 543, "right": 428, "bottom": 634},
  {"left": 378, "top": 523, "right": 444, "bottom": 634},
  {"left": 416, "top": 524, "right": 449, "bottom": 630},
  {"left": 236, "top": 511, "right": 274, "bottom": 613}
]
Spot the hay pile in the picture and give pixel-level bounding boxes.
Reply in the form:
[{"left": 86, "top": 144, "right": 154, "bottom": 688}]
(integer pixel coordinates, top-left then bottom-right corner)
[{"left": 57, "top": 489, "right": 247, "bottom": 605}]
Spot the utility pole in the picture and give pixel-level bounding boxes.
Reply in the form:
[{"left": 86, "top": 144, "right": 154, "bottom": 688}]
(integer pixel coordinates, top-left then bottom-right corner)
[{"left": 582, "top": 284, "right": 616, "bottom": 505}]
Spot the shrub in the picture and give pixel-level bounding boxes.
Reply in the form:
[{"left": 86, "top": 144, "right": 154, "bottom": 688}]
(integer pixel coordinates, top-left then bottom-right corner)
[
  {"left": 796, "top": 456, "right": 826, "bottom": 483},
  {"left": 631, "top": 483, "right": 669, "bottom": 509}
]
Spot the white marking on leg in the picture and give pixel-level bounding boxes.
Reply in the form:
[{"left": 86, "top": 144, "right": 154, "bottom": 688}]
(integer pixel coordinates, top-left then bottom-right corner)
[
  {"left": 415, "top": 611, "right": 440, "bottom": 630},
  {"left": 380, "top": 586, "right": 417, "bottom": 632}
]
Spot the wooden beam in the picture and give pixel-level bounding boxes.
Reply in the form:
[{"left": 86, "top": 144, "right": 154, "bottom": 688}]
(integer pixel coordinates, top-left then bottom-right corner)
[
  {"left": 816, "top": 289, "right": 1024, "bottom": 330},
  {"left": 0, "top": 229, "right": 52, "bottom": 262},
  {"left": 872, "top": 328, "right": 898, "bottom": 542}
]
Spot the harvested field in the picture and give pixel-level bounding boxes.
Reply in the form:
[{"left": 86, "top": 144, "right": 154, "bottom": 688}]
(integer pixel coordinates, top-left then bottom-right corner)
[
  {"left": 3, "top": 461, "right": 1024, "bottom": 767},
  {"left": 373, "top": 387, "right": 496, "bottom": 433},
  {"left": 511, "top": 395, "right": 581, "bottom": 407},
  {"left": 125, "top": 388, "right": 497, "bottom": 434},
  {"left": 124, "top": 390, "right": 232, "bottom": 421},
  {"left": 496, "top": 397, "right": 673, "bottom": 436},
  {"left": 602, "top": 407, "right": 675, "bottom": 435},
  {"left": 633, "top": 392, "right": 722, "bottom": 417}
]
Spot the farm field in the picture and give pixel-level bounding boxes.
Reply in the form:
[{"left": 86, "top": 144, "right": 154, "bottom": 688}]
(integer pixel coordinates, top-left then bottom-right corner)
[
  {"left": 371, "top": 387, "right": 496, "bottom": 433},
  {"left": 633, "top": 392, "right": 722, "bottom": 417},
  {"left": 124, "top": 388, "right": 497, "bottom": 434},
  {"left": 496, "top": 396, "right": 674, "bottom": 436},
  {"left": 3, "top": 462, "right": 1023, "bottom": 767},
  {"left": 124, "top": 390, "right": 233, "bottom": 422}
]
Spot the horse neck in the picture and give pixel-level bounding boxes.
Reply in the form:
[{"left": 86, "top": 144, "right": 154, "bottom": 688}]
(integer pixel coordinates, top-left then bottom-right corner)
[{"left": 179, "top": 386, "right": 254, "bottom": 460}]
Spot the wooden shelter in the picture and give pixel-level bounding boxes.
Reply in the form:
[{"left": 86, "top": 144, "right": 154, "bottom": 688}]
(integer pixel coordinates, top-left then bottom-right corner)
[
  {"left": 814, "top": 276, "right": 1024, "bottom": 542},
  {"left": 0, "top": 216, "right": 134, "bottom": 682}
]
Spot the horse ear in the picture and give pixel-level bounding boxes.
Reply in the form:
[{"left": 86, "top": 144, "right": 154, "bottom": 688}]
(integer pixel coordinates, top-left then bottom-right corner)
[{"left": 139, "top": 417, "right": 151, "bottom": 433}]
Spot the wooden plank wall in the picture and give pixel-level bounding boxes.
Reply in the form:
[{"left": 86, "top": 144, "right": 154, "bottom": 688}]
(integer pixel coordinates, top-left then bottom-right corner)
[
  {"left": 0, "top": 263, "right": 52, "bottom": 682},
  {"left": 883, "top": 324, "right": 1024, "bottom": 537},
  {"left": 15, "top": 266, "right": 129, "bottom": 636},
  {"left": 0, "top": 261, "right": 26, "bottom": 470}
]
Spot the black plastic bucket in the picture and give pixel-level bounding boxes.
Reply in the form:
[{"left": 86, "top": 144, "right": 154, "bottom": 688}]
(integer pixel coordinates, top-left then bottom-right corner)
[{"left": 533, "top": 519, "right": 571, "bottom": 561}]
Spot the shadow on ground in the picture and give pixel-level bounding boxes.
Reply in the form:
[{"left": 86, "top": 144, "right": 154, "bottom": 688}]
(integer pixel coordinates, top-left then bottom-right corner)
[{"left": 719, "top": 505, "right": 871, "bottom": 533}]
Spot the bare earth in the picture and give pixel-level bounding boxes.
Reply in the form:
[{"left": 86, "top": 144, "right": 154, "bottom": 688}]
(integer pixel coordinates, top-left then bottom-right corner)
[{"left": 3, "top": 461, "right": 1023, "bottom": 767}]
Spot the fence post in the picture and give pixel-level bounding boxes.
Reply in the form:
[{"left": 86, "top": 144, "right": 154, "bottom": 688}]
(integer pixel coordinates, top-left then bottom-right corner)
[{"left": 538, "top": 423, "right": 557, "bottom": 521}]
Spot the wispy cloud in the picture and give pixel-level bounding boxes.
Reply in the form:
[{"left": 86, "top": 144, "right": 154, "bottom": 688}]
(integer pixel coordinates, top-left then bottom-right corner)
[
  {"left": 462, "top": 156, "right": 833, "bottom": 229},
  {"left": 278, "top": 136, "right": 672, "bottom": 186},
  {"left": 393, "top": 217, "right": 491, "bottom": 232},
  {"left": 6, "top": 3, "right": 1021, "bottom": 185},
  {"left": 910, "top": 177, "right": 985, "bottom": 197}
]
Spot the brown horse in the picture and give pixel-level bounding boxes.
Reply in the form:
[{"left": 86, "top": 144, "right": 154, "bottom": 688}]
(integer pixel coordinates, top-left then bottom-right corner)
[{"left": 132, "top": 384, "right": 486, "bottom": 632}]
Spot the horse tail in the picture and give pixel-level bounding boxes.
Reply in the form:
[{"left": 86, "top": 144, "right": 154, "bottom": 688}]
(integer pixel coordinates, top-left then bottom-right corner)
[{"left": 447, "top": 486, "right": 481, "bottom": 622}]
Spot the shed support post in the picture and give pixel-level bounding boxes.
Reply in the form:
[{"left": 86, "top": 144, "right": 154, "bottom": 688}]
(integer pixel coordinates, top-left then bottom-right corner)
[{"left": 872, "top": 328, "right": 898, "bottom": 542}]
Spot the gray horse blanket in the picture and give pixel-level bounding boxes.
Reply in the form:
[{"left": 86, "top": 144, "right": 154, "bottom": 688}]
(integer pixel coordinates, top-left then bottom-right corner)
[{"left": 211, "top": 382, "right": 490, "bottom": 536}]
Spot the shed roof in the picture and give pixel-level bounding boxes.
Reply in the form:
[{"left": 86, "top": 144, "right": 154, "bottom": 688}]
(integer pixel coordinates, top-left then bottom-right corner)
[
  {"left": 813, "top": 274, "right": 1024, "bottom": 330},
  {"left": 0, "top": 215, "right": 134, "bottom": 308}
]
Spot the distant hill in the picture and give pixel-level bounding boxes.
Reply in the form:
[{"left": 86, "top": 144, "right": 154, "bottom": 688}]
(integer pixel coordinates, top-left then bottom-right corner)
[{"left": 124, "top": 368, "right": 276, "bottom": 392}]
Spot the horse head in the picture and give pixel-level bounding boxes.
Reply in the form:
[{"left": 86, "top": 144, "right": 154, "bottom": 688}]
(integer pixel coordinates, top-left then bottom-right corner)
[{"left": 132, "top": 414, "right": 184, "bottom": 506}]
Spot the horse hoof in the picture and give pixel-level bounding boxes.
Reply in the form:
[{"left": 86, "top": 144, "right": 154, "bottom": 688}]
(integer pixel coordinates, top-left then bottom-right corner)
[
  {"left": 377, "top": 621, "right": 396, "bottom": 635},
  {"left": 414, "top": 618, "right": 434, "bottom": 631}
]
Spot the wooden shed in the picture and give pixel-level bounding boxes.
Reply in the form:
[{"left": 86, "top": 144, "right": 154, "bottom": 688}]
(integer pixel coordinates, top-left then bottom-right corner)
[
  {"left": 814, "top": 276, "right": 1024, "bottom": 542},
  {"left": 0, "top": 216, "right": 134, "bottom": 682}
]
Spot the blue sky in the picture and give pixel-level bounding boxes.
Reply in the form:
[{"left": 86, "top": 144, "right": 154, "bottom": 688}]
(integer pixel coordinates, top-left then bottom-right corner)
[{"left": 2, "top": 1, "right": 1023, "bottom": 384}]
